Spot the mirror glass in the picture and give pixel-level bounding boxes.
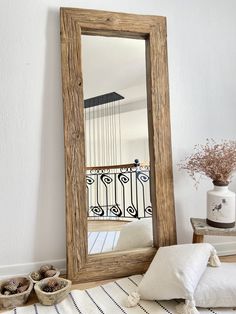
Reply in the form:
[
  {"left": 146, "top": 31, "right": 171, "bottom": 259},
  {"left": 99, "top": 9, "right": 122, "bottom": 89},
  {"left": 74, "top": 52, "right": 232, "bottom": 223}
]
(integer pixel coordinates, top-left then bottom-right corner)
[{"left": 82, "top": 35, "right": 152, "bottom": 255}]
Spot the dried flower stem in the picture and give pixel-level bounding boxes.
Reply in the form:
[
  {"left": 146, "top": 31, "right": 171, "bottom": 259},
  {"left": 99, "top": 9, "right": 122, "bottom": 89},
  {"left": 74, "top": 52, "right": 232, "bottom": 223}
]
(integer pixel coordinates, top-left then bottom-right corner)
[{"left": 178, "top": 139, "right": 236, "bottom": 186}]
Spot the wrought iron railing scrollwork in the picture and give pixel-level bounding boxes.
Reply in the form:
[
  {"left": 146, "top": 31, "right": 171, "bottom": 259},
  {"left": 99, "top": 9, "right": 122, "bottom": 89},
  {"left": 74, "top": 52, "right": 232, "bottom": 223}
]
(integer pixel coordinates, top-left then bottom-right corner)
[{"left": 86, "top": 160, "right": 152, "bottom": 219}]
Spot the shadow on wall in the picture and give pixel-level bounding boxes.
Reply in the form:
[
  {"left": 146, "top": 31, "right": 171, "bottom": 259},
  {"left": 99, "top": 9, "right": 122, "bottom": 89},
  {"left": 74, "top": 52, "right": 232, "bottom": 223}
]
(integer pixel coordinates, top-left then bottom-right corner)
[
  {"left": 173, "top": 168, "right": 202, "bottom": 244},
  {"left": 34, "top": 8, "right": 66, "bottom": 264}
]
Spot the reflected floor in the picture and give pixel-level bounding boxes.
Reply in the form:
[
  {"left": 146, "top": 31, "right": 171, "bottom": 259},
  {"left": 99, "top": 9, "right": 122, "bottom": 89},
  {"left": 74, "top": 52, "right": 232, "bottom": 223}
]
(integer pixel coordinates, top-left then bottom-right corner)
[
  {"left": 88, "top": 230, "right": 120, "bottom": 254},
  {"left": 88, "top": 220, "right": 128, "bottom": 254}
]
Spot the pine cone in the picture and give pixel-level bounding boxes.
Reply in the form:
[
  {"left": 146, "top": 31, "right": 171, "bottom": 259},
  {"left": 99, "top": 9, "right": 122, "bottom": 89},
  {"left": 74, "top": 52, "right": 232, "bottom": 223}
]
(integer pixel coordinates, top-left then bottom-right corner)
[
  {"left": 31, "top": 271, "right": 42, "bottom": 281},
  {"left": 47, "top": 278, "right": 57, "bottom": 288},
  {"left": 39, "top": 265, "right": 51, "bottom": 276},
  {"left": 42, "top": 286, "right": 54, "bottom": 293},
  {"left": 44, "top": 270, "right": 57, "bottom": 278},
  {"left": 10, "top": 278, "right": 23, "bottom": 287},
  {"left": 42, "top": 278, "right": 63, "bottom": 293},
  {"left": 4, "top": 283, "right": 17, "bottom": 294},
  {"left": 17, "top": 285, "right": 29, "bottom": 294},
  {"left": 19, "top": 278, "right": 29, "bottom": 287},
  {"left": 51, "top": 283, "right": 62, "bottom": 292},
  {"left": 3, "top": 290, "right": 11, "bottom": 296}
]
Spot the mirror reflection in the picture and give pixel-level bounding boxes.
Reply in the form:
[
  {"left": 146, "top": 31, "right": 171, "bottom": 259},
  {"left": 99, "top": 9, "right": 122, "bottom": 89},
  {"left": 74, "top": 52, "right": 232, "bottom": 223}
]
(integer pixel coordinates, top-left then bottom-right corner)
[{"left": 82, "top": 36, "right": 153, "bottom": 254}]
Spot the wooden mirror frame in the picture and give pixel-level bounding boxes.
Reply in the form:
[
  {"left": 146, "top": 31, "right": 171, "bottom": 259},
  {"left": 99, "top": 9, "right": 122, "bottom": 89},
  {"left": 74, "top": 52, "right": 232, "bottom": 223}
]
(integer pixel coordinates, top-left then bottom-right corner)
[{"left": 60, "top": 7, "right": 176, "bottom": 283}]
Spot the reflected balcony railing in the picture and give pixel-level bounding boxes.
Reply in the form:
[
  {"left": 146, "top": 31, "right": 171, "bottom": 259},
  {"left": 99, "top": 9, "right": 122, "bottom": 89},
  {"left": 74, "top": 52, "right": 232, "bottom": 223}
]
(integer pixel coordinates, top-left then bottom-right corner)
[{"left": 86, "top": 159, "right": 152, "bottom": 220}]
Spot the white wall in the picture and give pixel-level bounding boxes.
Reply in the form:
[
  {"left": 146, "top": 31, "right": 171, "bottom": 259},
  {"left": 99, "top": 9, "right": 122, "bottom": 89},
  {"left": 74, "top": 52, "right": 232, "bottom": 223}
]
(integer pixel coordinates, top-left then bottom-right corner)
[
  {"left": 85, "top": 101, "right": 149, "bottom": 166},
  {"left": 1, "top": 0, "right": 236, "bottom": 277}
]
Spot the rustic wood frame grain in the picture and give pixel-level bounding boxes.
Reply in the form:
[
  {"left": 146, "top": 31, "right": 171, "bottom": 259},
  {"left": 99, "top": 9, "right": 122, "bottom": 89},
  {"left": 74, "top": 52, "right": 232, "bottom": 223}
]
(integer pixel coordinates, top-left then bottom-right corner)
[{"left": 60, "top": 7, "right": 176, "bottom": 283}]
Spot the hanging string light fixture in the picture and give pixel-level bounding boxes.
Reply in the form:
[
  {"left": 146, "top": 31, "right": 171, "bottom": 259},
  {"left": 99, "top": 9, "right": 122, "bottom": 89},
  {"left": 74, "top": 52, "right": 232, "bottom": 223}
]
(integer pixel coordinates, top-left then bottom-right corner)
[{"left": 84, "top": 92, "right": 124, "bottom": 167}]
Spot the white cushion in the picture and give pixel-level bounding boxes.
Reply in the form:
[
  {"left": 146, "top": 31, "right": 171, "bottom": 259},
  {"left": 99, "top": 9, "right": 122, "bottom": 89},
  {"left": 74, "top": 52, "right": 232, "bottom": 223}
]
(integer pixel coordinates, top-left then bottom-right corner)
[
  {"left": 127, "top": 243, "right": 220, "bottom": 308},
  {"left": 194, "top": 262, "right": 236, "bottom": 308},
  {"left": 115, "top": 218, "right": 152, "bottom": 251}
]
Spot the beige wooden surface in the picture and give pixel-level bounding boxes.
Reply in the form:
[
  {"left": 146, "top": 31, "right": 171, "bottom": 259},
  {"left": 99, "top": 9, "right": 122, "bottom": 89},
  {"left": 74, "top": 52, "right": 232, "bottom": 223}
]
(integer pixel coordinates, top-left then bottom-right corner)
[
  {"left": 191, "top": 218, "right": 236, "bottom": 236},
  {"left": 60, "top": 7, "right": 176, "bottom": 283},
  {"left": 192, "top": 233, "right": 204, "bottom": 243},
  {"left": 88, "top": 220, "right": 128, "bottom": 232}
]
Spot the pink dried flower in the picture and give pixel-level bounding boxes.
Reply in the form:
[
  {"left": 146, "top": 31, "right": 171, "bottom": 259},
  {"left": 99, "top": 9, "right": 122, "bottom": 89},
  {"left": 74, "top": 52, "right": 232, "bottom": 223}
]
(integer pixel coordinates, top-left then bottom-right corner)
[{"left": 178, "top": 139, "right": 236, "bottom": 186}]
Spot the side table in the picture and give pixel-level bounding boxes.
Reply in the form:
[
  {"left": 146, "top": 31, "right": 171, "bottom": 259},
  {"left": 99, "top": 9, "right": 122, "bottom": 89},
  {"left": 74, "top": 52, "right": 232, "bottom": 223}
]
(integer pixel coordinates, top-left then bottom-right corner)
[{"left": 191, "top": 218, "right": 236, "bottom": 243}]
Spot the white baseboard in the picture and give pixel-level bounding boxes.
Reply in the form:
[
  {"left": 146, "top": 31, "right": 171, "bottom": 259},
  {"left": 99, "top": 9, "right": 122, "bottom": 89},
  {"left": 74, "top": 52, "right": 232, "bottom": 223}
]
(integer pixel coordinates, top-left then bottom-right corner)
[
  {"left": 213, "top": 242, "right": 236, "bottom": 256},
  {"left": 0, "top": 259, "right": 66, "bottom": 280}
]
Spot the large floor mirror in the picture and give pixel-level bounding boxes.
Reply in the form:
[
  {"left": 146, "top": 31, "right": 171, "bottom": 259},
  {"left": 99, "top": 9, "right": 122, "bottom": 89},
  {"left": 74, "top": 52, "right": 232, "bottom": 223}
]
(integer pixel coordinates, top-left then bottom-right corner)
[{"left": 60, "top": 8, "right": 176, "bottom": 283}]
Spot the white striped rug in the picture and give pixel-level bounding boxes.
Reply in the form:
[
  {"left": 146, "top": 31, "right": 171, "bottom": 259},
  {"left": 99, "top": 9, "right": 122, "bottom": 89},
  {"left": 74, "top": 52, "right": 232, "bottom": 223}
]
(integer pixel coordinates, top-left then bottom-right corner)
[
  {"left": 88, "top": 231, "right": 120, "bottom": 254},
  {"left": 2, "top": 275, "right": 235, "bottom": 314}
]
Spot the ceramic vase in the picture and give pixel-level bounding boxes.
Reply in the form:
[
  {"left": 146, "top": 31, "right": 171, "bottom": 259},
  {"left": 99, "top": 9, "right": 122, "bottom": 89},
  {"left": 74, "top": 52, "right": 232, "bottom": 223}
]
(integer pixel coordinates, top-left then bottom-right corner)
[{"left": 207, "top": 181, "right": 236, "bottom": 228}]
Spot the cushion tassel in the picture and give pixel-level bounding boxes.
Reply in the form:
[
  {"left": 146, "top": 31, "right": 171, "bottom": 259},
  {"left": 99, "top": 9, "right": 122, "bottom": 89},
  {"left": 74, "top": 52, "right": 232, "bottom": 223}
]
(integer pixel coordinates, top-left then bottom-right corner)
[
  {"left": 126, "top": 292, "right": 140, "bottom": 307},
  {"left": 176, "top": 299, "right": 199, "bottom": 314},
  {"left": 209, "top": 249, "right": 221, "bottom": 267}
]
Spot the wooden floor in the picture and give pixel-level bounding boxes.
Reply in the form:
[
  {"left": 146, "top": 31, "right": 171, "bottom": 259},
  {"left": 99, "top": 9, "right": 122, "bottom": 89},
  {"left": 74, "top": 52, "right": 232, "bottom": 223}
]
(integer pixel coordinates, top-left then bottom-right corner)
[
  {"left": 88, "top": 219, "right": 129, "bottom": 231},
  {"left": 0, "top": 254, "right": 235, "bottom": 313},
  {"left": 218, "top": 254, "right": 236, "bottom": 263}
]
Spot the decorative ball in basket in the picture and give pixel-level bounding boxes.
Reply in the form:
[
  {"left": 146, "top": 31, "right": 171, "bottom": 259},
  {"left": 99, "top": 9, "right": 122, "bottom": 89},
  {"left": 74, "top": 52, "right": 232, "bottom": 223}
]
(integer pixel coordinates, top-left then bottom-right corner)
[
  {"left": 29, "top": 264, "right": 60, "bottom": 284},
  {"left": 178, "top": 139, "right": 236, "bottom": 228},
  {"left": 0, "top": 276, "right": 33, "bottom": 310},
  {"left": 34, "top": 277, "right": 71, "bottom": 305}
]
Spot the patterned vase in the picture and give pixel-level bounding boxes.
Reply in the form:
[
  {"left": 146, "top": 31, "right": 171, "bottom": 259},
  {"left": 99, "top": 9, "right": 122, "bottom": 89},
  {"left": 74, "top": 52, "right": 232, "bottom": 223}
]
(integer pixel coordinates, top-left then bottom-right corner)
[{"left": 207, "top": 181, "right": 236, "bottom": 228}]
